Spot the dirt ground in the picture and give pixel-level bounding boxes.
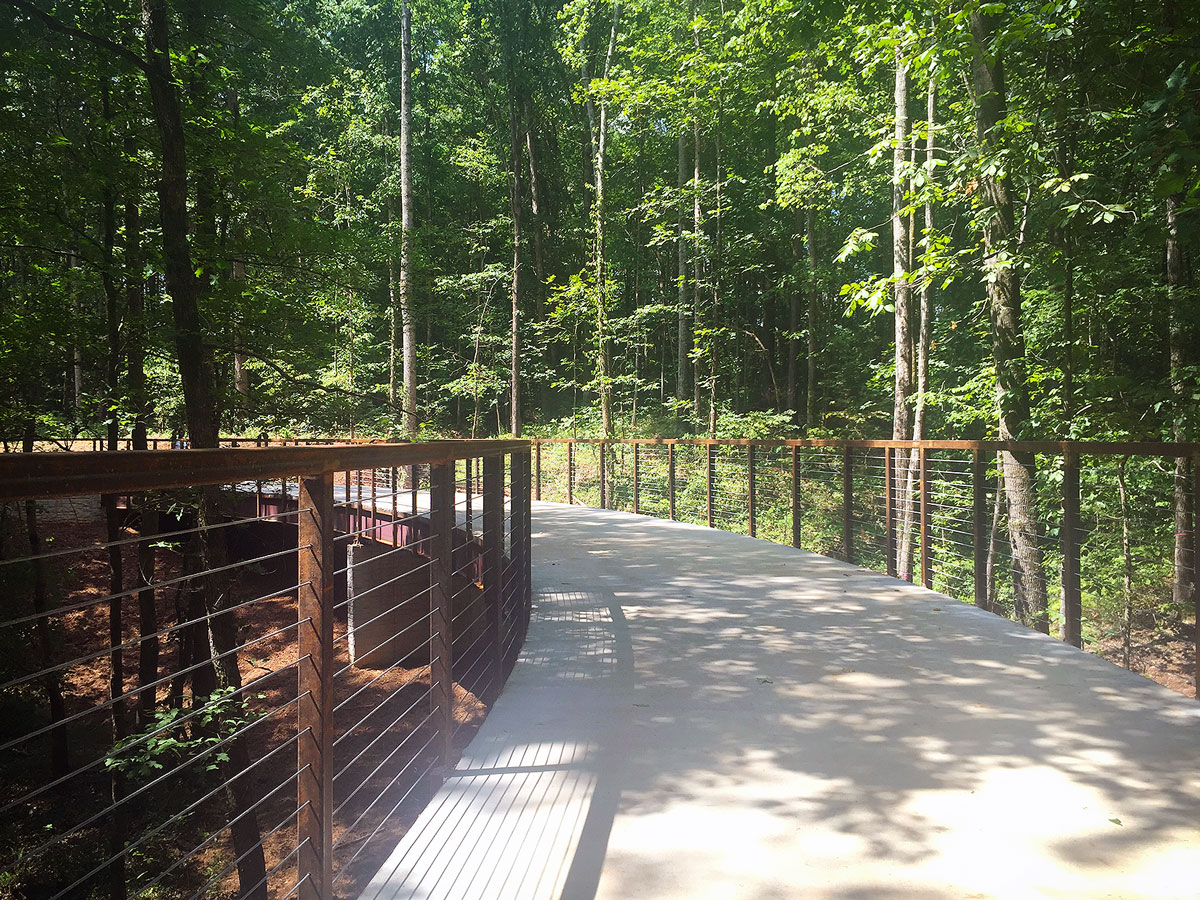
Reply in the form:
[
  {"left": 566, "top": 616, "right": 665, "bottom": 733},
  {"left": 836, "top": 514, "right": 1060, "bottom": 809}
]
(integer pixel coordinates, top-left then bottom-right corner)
[{"left": 1, "top": 502, "right": 493, "bottom": 900}]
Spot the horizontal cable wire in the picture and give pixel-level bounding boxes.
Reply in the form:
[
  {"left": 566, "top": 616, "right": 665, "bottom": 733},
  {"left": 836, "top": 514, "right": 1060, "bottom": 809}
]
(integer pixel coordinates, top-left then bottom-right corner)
[
  {"left": 9, "top": 694, "right": 306, "bottom": 859},
  {"left": 1, "top": 543, "right": 308, "bottom": 630},
  {"left": 330, "top": 755, "right": 438, "bottom": 886},
  {"left": 0, "top": 580, "right": 309, "bottom": 693},
  {"left": 0, "top": 505, "right": 309, "bottom": 570},
  {"left": 330, "top": 729, "right": 439, "bottom": 853},
  {"left": 333, "top": 690, "right": 433, "bottom": 786},
  {"left": 334, "top": 622, "right": 434, "bottom": 703},
  {"left": 1, "top": 657, "right": 309, "bottom": 809},
  {"left": 43, "top": 743, "right": 308, "bottom": 900}
]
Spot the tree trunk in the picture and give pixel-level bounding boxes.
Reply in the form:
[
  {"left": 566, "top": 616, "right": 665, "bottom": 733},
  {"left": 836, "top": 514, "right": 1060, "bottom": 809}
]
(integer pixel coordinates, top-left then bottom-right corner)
[
  {"left": 969, "top": 9, "right": 1048, "bottom": 632},
  {"left": 400, "top": 0, "right": 418, "bottom": 439},
  {"left": 387, "top": 190, "right": 398, "bottom": 417},
  {"left": 141, "top": 5, "right": 264, "bottom": 895},
  {"left": 228, "top": 91, "right": 250, "bottom": 409},
  {"left": 892, "top": 49, "right": 917, "bottom": 579},
  {"left": 786, "top": 211, "right": 801, "bottom": 415},
  {"left": 524, "top": 97, "right": 547, "bottom": 319},
  {"left": 677, "top": 134, "right": 690, "bottom": 402},
  {"left": 141, "top": 0, "right": 220, "bottom": 448},
  {"left": 805, "top": 209, "right": 818, "bottom": 428},
  {"left": 507, "top": 63, "right": 523, "bottom": 436},
  {"left": 592, "top": 0, "right": 619, "bottom": 437},
  {"left": 21, "top": 426, "right": 69, "bottom": 779},
  {"left": 1062, "top": 255, "right": 1074, "bottom": 419},
  {"left": 915, "top": 67, "right": 934, "bottom": 442},
  {"left": 1167, "top": 190, "right": 1194, "bottom": 610},
  {"left": 124, "top": 173, "right": 158, "bottom": 730}
]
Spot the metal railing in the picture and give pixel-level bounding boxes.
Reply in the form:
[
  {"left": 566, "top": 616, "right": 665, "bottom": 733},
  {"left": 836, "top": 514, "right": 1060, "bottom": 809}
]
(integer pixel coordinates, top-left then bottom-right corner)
[
  {"left": 532, "top": 438, "right": 1199, "bottom": 691},
  {"left": 0, "top": 440, "right": 532, "bottom": 900}
]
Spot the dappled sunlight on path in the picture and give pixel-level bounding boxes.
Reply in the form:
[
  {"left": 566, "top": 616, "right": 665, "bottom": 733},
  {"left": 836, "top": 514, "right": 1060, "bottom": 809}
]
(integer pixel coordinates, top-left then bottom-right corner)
[{"left": 359, "top": 503, "right": 1199, "bottom": 900}]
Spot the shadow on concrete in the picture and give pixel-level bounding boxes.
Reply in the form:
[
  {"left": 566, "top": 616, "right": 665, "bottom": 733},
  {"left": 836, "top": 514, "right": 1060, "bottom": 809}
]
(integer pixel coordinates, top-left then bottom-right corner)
[{"left": 359, "top": 503, "right": 1200, "bottom": 900}]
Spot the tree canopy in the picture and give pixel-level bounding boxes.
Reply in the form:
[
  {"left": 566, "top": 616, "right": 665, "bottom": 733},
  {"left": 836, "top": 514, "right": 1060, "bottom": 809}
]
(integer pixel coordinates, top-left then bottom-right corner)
[{"left": 0, "top": 0, "right": 1195, "bottom": 445}]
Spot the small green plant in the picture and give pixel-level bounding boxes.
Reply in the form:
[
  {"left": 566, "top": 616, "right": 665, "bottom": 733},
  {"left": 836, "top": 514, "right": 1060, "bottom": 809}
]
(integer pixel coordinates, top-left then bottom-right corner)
[{"left": 106, "top": 688, "right": 264, "bottom": 781}]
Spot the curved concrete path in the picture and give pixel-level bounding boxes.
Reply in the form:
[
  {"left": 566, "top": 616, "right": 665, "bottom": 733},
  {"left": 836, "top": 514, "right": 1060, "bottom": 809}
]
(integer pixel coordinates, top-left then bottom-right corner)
[{"left": 359, "top": 503, "right": 1200, "bottom": 900}]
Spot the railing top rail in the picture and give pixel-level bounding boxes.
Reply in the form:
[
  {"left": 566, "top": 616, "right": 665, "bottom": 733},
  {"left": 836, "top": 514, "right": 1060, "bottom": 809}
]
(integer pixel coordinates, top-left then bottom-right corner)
[
  {"left": 528, "top": 437, "right": 1200, "bottom": 456},
  {"left": 0, "top": 439, "right": 529, "bottom": 501}
]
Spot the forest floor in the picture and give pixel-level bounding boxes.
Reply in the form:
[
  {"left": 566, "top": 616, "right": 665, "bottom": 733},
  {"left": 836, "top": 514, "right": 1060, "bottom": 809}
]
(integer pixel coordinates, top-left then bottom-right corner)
[
  {"left": 1, "top": 504, "right": 489, "bottom": 900},
  {"left": 1094, "top": 628, "right": 1196, "bottom": 699}
]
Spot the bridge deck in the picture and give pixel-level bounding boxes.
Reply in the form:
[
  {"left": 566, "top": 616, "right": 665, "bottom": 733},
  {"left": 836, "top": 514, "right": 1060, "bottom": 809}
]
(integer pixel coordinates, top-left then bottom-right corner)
[{"left": 357, "top": 503, "right": 1199, "bottom": 900}]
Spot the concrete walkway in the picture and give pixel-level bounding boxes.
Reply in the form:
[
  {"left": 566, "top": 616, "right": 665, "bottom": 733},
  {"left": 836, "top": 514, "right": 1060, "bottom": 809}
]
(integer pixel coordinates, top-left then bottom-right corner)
[{"left": 358, "top": 503, "right": 1200, "bottom": 900}]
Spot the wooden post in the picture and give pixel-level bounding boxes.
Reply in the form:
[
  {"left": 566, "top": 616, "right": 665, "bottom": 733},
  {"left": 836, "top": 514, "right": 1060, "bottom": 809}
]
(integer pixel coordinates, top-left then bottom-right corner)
[
  {"left": 522, "top": 449, "right": 532, "bottom": 628},
  {"left": 972, "top": 449, "right": 987, "bottom": 609},
  {"left": 668, "top": 443, "right": 676, "bottom": 520},
  {"left": 510, "top": 451, "right": 526, "bottom": 614},
  {"left": 1193, "top": 454, "right": 1199, "bottom": 688},
  {"left": 599, "top": 442, "right": 607, "bottom": 509},
  {"left": 842, "top": 446, "right": 854, "bottom": 564},
  {"left": 920, "top": 448, "right": 931, "bottom": 589},
  {"left": 633, "top": 444, "right": 640, "bottom": 514},
  {"left": 885, "top": 447, "right": 896, "bottom": 577},
  {"left": 391, "top": 466, "right": 399, "bottom": 547},
  {"left": 534, "top": 442, "right": 541, "bottom": 501},
  {"left": 707, "top": 444, "right": 715, "bottom": 528},
  {"left": 1062, "top": 449, "right": 1082, "bottom": 648},
  {"left": 297, "top": 472, "right": 334, "bottom": 900},
  {"left": 747, "top": 445, "right": 757, "bottom": 537},
  {"left": 428, "top": 462, "right": 454, "bottom": 774},
  {"left": 567, "top": 442, "right": 574, "bottom": 506},
  {"left": 465, "top": 458, "right": 473, "bottom": 535},
  {"left": 483, "top": 453, "right": 503, "bottom": 691},
  {"left": 791, "top": 446, "right": 801, "bottom": 549}
]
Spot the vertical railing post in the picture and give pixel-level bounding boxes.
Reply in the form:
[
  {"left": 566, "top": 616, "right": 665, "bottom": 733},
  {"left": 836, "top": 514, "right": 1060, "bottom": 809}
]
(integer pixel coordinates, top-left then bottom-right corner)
[
  {"left": 791, "top": 445, "right": 801, "bottom": 549},
  {"left": 706, "top": 444, "right": 715, "bottom": 528},
  {"left": 972, "top": 448, "right": 987, "bottom": 609},
  {"left": 391, "top": 466, "right": 399, "bottom": 547},
  {"left": 668, "top": 443, "right": 676, "bottom": 520},
  {"left": 534, "top": 441, "right": 541, "bottom": 501},
  {"left": 885, "top": 447, "right": 896, "bottom": 577},
  {"left": 512, "top": 450, "right": 527, "bottom": 608},
  {"left": 633, "top": 444, "right": 640, "bottom": 515},
  {"left": 920, "top": 447, "right": 931, "bottom": 589},
  {"left": 747, "top": 445, "right": 757, "bottom": 537},
  {"left": 297, "top": 471, "right": 334, "bottom": 900},
  {"left": 465, "top": 458, "right": 473, "bottom": 534},
  {"left": 567, "top": 442, "right": 574, "bottom": 506},
  {"left": 428, "top": 461, "right": 455, "bottom": 775},
  {"left": 410, "top": 463, "right": 418, "bottom": 516},
  {"left": 1192, "top": 454, "right": 1199, "bottom": 686},
  {"left": 522, "top": 448, "right": 532, "bottom": 626},
  {"left": 842, "top": 446, "right": 854, "bottom": 564},
  {"left": 483, "top": 452, "right": 503, "bottom": 691},
  {"left": 599, "top": 442, "right": 607, "bottom": 509},
  {"left": 1062, "top": 449, "right": 1082, "bottom": 648}
]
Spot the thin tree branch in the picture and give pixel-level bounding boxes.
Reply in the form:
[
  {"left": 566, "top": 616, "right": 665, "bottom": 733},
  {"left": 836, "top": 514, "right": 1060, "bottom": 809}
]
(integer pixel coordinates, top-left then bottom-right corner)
[{"left": 0, "top": 0, "right": 155, "bottom": 80}]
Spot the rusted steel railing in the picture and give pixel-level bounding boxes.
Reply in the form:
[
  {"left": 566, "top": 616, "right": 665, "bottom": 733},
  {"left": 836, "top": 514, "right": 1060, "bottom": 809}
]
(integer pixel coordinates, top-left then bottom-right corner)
[
  {"left": 532, "top": 438, "right": 1199, "bottom": 689},
  {"left": 0, "top": 440, "right": 532, "bottom": 900}
]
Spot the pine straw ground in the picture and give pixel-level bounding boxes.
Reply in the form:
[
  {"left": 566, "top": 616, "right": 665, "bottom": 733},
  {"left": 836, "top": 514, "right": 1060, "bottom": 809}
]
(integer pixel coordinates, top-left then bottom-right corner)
[{"left": 1, "top": 508, "right": 490, "bottom": 900}]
